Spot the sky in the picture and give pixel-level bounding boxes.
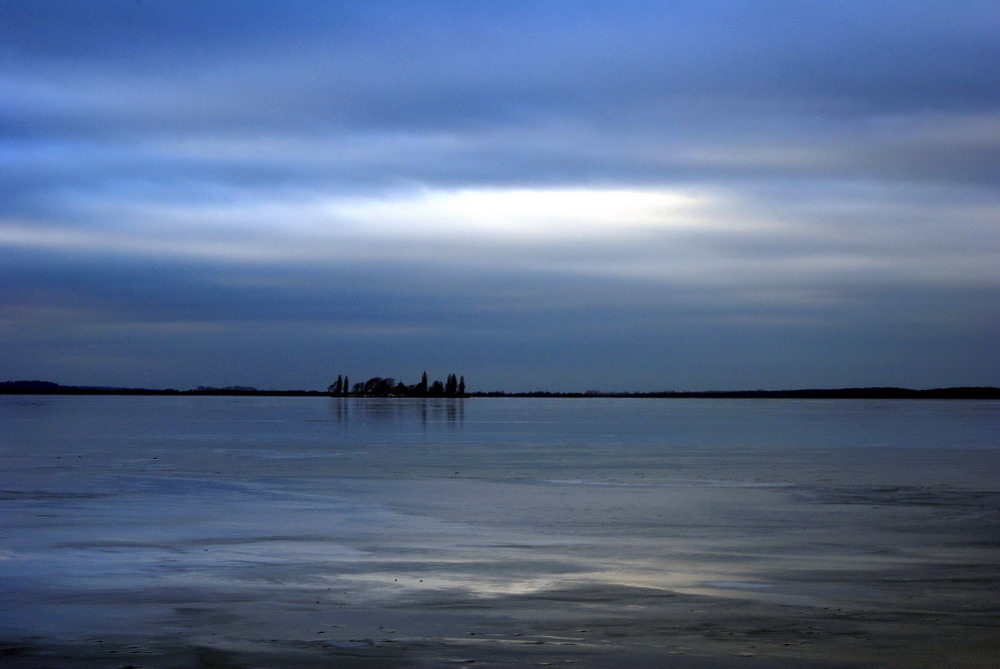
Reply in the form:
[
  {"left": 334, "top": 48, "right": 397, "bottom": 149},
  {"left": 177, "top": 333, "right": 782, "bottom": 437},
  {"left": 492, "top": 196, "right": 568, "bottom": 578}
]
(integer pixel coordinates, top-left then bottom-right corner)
[{"left": 2, "top": 0, "right": 998, "bottom": 392}]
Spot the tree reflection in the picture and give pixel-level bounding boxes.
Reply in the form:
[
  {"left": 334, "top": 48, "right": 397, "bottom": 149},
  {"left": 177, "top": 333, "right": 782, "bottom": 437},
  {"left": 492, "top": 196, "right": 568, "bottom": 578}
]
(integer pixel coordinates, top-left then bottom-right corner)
[{"left": 328, "top": 397, "right": 464, "bottom": 427}]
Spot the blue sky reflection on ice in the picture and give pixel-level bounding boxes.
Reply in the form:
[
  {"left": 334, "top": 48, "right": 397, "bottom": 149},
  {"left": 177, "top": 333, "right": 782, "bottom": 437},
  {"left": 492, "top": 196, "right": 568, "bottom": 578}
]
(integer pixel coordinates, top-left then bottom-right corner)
[{"left": 1, "top": 1, "right": 999, "bottom": 390}]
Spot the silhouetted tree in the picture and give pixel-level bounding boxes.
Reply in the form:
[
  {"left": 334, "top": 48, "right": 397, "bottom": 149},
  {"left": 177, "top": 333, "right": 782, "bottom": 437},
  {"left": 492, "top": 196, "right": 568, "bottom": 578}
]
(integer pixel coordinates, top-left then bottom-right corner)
[
  {"left": 330, "top": 371, "right": 465, "bottom": 398},
  {"left": 361, "top": 377, "right": 395, "bottom": 396}
]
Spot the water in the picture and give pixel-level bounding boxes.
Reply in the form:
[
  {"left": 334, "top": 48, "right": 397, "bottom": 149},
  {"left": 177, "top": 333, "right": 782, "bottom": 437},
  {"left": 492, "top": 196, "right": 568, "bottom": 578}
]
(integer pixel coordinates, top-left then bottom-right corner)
[{"left": 1, "top": 396, "right": 998, "bottom": 667}]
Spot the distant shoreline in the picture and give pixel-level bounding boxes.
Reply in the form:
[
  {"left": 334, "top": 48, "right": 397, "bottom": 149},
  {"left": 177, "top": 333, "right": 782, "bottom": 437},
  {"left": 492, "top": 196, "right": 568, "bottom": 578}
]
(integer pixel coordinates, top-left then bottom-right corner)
[{"left": 2, "top": 380, "right": 999, "bottom": 399}]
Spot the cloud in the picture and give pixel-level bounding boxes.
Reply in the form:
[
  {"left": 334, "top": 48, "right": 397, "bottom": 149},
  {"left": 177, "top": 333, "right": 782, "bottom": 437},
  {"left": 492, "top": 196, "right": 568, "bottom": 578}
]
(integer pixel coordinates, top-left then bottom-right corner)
[{"left": 1, "top": 1, "right": 998, "bottom": 389}]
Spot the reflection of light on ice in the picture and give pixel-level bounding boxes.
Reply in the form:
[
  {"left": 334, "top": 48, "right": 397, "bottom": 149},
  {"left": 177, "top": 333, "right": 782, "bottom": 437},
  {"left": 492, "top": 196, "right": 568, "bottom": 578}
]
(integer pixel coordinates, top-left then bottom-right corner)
[
  {"left": 571, "top": 570, "right": 830, "bottom": 607},
  {"left": 332, "top": 572, "right": 561, "bottom": 597},
  {"left": 328, "top": 560, "right": 772, "bottom": 603},
  {"left": 328, "top": 567, "right": 830, "bottom": 610}
]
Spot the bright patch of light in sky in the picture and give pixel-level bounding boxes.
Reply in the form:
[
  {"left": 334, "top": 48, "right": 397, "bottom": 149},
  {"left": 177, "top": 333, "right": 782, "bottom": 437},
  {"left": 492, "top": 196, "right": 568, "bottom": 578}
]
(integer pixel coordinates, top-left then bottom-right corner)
[
  {"left": 327, "top": 187, "right": 711, "bottom": 238},
  {"left": 1, "top": 187, "right": 718, "bottom": 261}
]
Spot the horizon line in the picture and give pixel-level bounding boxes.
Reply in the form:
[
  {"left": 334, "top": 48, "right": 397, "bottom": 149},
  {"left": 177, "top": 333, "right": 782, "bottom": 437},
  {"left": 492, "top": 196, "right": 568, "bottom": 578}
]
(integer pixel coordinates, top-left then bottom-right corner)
[{"left": 2, "top": 380, "right": 998, "bottom": 400}]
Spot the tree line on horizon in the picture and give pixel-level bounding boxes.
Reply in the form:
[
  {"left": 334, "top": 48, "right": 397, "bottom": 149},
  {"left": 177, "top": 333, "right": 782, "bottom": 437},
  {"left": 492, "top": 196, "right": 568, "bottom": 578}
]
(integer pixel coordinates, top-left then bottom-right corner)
[
  {"left": 327, "top": 372, "right": 466, "bottom": 397},
  {"left": 2, "top": 380, "right": 998, "bottom": 400}
]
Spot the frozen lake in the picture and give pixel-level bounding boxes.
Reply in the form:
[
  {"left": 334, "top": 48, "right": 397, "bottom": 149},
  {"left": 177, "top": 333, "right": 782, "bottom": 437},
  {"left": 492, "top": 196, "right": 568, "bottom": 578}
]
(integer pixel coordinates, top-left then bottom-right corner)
[{"left": 1, "top": 395, "right": 998, "bottom": 667}]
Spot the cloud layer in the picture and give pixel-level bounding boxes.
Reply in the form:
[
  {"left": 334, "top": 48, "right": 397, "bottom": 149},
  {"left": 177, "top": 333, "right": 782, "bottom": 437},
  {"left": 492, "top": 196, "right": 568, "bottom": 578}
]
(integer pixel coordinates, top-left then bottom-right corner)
[{"left": 2, "top": 0, "right": 998, "bottom": 390}]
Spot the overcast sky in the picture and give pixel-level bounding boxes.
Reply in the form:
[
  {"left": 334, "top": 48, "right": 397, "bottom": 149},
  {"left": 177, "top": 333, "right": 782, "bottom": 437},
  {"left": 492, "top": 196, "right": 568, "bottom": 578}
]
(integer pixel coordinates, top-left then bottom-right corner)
[{"left": 2, "top": 0, "right": 998, "bottom": 392}]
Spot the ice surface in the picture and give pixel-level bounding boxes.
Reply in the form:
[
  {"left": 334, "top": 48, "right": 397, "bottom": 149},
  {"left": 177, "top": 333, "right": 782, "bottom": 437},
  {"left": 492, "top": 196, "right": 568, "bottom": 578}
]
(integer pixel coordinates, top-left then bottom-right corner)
[{"left": 1, "top": 396, "right": 998, "bottom": 667}]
